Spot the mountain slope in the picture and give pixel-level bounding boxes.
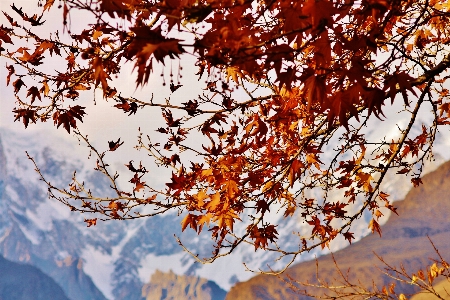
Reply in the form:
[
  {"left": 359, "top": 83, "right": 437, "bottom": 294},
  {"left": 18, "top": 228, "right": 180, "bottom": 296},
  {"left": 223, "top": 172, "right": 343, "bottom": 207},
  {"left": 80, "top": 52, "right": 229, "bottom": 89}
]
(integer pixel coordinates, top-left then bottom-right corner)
[
  {"left": 142, "top": 270, "right": 226, "bottom": 300},
  {"left": 0, "top": 128, "right": 109, "bottom": 300},
  {"left": 226, "top": 160, "right": 450, "bottom": 299},
  {"left": 0, "top": 254, "right": 69, "bottom": 300}
]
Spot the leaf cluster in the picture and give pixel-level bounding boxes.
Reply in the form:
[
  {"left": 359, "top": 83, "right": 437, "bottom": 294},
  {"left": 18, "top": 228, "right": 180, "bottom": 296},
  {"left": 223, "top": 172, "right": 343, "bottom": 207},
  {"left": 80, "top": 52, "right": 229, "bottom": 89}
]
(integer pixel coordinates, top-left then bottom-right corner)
[{"left": 3, "top": 0, "right": 450, "bottom": 269}]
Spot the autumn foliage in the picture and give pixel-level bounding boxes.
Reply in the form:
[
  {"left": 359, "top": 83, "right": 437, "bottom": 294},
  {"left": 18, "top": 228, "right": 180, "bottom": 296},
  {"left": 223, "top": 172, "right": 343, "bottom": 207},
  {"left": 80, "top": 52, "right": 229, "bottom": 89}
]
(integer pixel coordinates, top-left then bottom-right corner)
[{"left": 2, "top": 0, "right": 450, "bottom": 268}]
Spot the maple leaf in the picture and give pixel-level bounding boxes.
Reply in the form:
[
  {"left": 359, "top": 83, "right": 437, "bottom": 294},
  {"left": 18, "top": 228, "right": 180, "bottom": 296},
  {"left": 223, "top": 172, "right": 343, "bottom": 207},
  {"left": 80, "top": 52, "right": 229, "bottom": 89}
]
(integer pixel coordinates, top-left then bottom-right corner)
[
  {"left": 52, "top": 106, "right": 86, "bottom": 133},
  {"left": 368, "top": 218, "right": 382, "bottom": 237},
  {"left": 6, "top": 65, "right": 15, "bottom": 86},
  {"left": 108, "top": 138, "right": 124, "bottom": 151},
  {"left": 162, "top": 109, "right": 182, "bottom": 127},
  {"left": 92, "top": 29, "right": 103, "bottom": 40},
  {"left": 355, "top": 171, "right": 373, "bottom": 193},
  {"left": 100, "top": 0, "right": 133, "bottom": 19},
  {"left": 343, "top": 231, "right": 354, "bottom": 244},
  {"left": 108, "top": 200, "right": 124, "bottom": 213},
  {"left": 302, "top": 0, "right": 336, "bottom": 29},
  {"left": 411, "top": 177, "right": 423, "bottom": 187},
  {"left": 181, "top": 214, "right": 198, "bottom": 232},
  {"left": 206, "top": 192, "right": 221, "bottom": 213},
  {"left": 378, "top": 191, "right": 390, "bottom": 202},
  {"left": 125, "top": 26, "right": 184, "bottom": 86},
  {"left": 170, "top": 82, "right": 182, "bottom": 92},
  {"left": 26, "top": 86, "right": 41, "bottom": 104},
  {"left": 182, "top": 99, "right": 199, "bottom": 116},
  {"left": 84, "top": 218, "right": 97, "bottom": 227},
  {"left": 288, "top": 159, "right": 305, "bottom": 187},
  {"left": 276, "top": 67, "right": 297, "bottom": 91},
  {"left": 125, "top": 160, "right": 147, "bottom": 173},
  {"left": 3, "top": 12, "right": 18, "bottom": 27},
  {"left": 134, "top": 180, "right": 146, "bottom": 192},
  {"left": 256, "top": 200, "right": 270, "bottom": 215},
  {"left": 284, "top": 205, "right": 296, "bottom": 218},
  {"left": 0, "top": 25, "right": 13, "bottom": 44},
  {"left": 13, "top": 108, "right": 36, "bottom": 128},
  {"left": 40, "top": 79, "right": 50, "bottom": 96},
  {"left": 166, "top": 169, "right": 187, "bottom": 196},
  {"left": 92, "top": 57, "right": 110, "bottom": 94},
  {"left": 18, "top": 48, "right": 44, "bottom": 66},
  {"left": 114, "top": 99, "right": 138, "bottom": 115},
  {"left": 384, "top": 72, "right": 418, "bottom": 105},
  {"left": 385, "top": 203, "right": 398, "bottom": 215},
  {"left": 226, "top": 66, "right": 245, "bottom": 84},
  {"left": 303, "top": 75, "right": 326, "bottom": 111},
  {"left": 43, "top": 0, "right": 55, "bottom": 12},
  {"left": 13, "top": 78, "right": 26, "bottom": 93}
]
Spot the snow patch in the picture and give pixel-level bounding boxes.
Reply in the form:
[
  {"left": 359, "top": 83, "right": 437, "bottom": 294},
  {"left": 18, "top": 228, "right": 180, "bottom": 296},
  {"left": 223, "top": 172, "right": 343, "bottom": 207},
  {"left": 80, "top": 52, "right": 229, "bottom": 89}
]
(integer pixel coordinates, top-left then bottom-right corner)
[
  {"left": 81, "top": 245, "right": 115, "bottom": 300},
  {"left": 17, "top": 222, "right": 41, "bottom": 245}
]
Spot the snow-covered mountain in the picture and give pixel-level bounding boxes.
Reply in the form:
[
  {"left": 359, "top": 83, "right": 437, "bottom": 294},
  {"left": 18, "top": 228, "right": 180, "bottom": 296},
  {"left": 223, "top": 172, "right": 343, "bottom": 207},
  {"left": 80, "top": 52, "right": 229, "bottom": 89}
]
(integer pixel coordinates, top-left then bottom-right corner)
[{"left": 0, "top": 120, "right": 446, "bottom": 299}]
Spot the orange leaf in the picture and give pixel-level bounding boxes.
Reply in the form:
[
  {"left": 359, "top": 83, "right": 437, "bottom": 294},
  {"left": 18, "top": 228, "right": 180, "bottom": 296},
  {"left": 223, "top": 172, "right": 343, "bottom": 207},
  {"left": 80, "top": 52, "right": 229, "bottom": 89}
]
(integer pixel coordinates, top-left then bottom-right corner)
[
  {"left": 368, "top": 218, "right": 382, "bottom": 237},
  {"left": 206, "top": 192, "right": 221, "bottom": 212},
  {"left": 92, "top": 30, "right": 103, "bottom": 40},
  {"left": 84, "top": 218, "right": 97, "bottom": 227},
  {"left": 43, "top": 0, "right": 55, "bottom": 12},
  {"left": 181, "top": 214, "right": 197, "bottom": 232},
  {"left": 40, "top": 79, "right": 50, "bottom": 96}
]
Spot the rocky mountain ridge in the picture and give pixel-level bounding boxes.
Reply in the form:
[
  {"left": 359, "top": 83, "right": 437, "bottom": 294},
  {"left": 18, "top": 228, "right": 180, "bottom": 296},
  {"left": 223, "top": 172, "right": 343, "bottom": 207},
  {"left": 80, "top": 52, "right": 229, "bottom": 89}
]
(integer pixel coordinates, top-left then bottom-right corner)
[
  {"left": 142, "top": 270, "right": 226, "bottom": 300},
  {"left": 226, "top": 160, "right": 450, "bottom": 299},
  {"left": 0, "top": 254, "right": 69, "bottom": 300}
]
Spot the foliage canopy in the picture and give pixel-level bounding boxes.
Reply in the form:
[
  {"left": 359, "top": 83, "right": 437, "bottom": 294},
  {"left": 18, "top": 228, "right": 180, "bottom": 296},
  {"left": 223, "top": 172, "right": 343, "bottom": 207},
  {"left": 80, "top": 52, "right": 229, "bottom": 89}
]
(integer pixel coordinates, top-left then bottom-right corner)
[{"left": 2, "top": 0, "right": 450, "bottom": 269}]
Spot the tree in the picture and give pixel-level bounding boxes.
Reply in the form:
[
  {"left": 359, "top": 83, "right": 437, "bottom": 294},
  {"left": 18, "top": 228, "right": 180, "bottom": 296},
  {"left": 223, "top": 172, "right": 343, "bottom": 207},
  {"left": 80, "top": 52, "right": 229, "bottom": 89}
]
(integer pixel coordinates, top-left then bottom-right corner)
[{"left": 1, "top": 0, "right": 450, "bottom": 270}]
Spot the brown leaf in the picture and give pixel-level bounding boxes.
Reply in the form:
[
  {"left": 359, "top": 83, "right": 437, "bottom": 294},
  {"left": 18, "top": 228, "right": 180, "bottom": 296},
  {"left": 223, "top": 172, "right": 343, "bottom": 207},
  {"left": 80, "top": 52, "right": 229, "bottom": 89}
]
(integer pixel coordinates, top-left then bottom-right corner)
[
  {"left": 92, "top": 57, "right": 110, "bottom": 94},
  {"left": 411, "top": 177, "right": 423, "bottom": 187},
  {"left": 13, "top": 108, "right": 36, "bottom": 128},
  {"left": 108, "top": 138, "right": 124, "bottom": 151},
  {"left": 0, "top": 25, "right": 14, "bottom": 44},
  {"left": 6, "top": 65, "right": 14, "bottom": 86},
  {"left": 343, "top": 231, "right": 354, "bottom": 244},
  {"left": 13, "top": 78, "right": 26, "bottom": 93},
  {"left": 26, "top": 86, "right": 41, "bottom": 104}
]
